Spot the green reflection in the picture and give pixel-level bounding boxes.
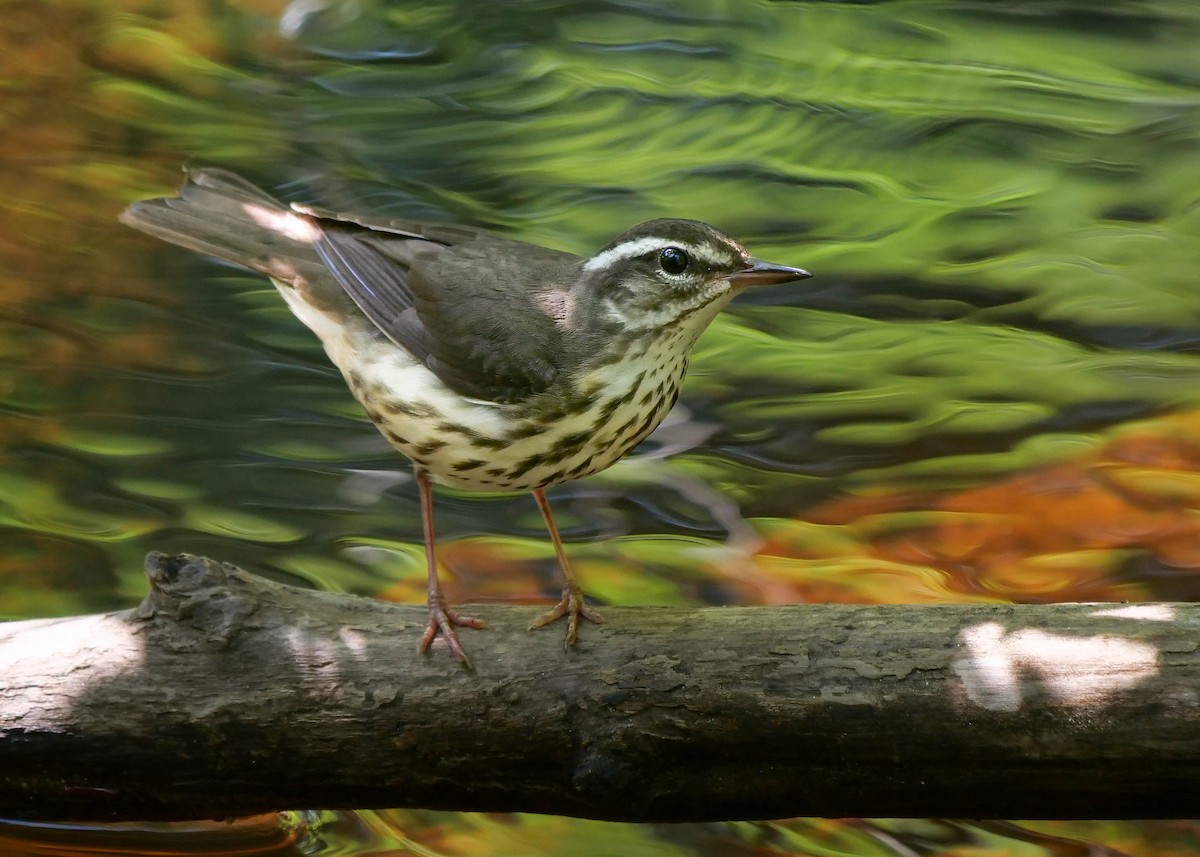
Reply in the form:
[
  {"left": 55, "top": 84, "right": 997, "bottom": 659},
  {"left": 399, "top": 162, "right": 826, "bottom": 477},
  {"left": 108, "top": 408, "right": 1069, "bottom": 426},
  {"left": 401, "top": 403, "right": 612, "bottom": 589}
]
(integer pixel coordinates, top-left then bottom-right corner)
[{"left": 4, "top": 1, "right": 1200, "bottom": 850}]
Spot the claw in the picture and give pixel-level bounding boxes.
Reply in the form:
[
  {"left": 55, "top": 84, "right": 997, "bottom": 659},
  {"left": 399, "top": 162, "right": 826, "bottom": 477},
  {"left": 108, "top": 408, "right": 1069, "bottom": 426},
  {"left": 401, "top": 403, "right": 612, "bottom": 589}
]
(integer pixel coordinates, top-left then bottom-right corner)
[
  {"left": 529, "top": 582, "right": 603, "bottom": 647},
  {"left": 420, "top": 600, "right": 485, "bottom": 669}
]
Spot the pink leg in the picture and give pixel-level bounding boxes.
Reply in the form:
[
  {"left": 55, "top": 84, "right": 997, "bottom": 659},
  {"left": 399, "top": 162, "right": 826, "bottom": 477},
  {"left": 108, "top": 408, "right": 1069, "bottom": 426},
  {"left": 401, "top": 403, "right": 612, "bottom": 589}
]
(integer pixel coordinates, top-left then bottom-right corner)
[
  {"left": 528, "top": 487, "right": 603, "bottom": 645},
  {"left": 415, "top": 468, "right": 484, "bottom": 666}
]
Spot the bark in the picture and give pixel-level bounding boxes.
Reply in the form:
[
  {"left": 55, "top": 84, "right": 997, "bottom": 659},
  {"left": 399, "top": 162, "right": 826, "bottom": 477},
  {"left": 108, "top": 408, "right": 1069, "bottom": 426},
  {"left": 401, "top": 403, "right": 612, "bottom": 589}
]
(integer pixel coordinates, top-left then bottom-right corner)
[{"left": 0, "top": 552, "right": 1197, "bottom": 822}]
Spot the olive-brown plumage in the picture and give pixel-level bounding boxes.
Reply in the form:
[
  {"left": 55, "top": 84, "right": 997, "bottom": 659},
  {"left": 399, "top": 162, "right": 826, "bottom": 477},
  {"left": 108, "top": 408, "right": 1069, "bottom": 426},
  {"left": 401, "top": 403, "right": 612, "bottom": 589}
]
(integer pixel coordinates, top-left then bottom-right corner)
[{"left": 121, "top": 168, "right": 811, "bottom": 665}]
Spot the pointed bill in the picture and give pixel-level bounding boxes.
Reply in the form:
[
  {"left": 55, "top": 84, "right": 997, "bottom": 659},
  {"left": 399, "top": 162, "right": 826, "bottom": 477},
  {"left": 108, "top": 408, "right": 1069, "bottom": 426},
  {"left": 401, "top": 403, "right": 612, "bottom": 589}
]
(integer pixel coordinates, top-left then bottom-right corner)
[{"left": 728, "top": 258, "right": 812, "bottom": 290}]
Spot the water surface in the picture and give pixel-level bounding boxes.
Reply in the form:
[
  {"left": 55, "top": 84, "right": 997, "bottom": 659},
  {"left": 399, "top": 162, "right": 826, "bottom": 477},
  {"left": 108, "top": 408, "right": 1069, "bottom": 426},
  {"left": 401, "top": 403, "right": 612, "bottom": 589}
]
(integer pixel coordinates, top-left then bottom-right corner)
[{"left": 2, "top": 0, "right": 1199, "bottom": 854}]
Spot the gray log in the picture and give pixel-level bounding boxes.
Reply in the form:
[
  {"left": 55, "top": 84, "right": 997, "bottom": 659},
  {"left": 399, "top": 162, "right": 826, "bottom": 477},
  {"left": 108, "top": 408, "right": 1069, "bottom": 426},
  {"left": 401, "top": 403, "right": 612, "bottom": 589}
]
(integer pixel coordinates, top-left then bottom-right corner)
[{"left": 0, "top": 552, "right": 1197, "bottom": 821}]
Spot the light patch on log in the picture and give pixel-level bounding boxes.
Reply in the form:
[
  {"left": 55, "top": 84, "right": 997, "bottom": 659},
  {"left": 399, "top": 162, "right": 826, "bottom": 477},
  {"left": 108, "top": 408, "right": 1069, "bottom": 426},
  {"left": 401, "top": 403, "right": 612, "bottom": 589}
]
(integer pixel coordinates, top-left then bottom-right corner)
[
  {"left": 954, "top": 622, "right": 1158, "bottom": 712},
  {"left": 1091, "top": 604, "right": 1175, "bottom": 621},
  {"left": 0, "top": 615, "right": 142, "bottom": 726}
]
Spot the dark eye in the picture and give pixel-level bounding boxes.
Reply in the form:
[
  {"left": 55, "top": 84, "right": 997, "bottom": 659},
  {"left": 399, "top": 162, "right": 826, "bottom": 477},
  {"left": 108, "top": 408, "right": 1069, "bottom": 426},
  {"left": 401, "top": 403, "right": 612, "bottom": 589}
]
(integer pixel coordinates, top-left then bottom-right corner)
[{"left": 659, "top": 247, "right": 690, "bottom": 276}]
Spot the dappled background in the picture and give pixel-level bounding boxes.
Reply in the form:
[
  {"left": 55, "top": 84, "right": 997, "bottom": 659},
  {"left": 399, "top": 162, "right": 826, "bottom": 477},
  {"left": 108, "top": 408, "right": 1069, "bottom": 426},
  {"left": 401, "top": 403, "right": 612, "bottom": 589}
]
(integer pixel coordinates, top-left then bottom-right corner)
[{"left": 3, "top": 0, "right": 1200, "bottom": 854}]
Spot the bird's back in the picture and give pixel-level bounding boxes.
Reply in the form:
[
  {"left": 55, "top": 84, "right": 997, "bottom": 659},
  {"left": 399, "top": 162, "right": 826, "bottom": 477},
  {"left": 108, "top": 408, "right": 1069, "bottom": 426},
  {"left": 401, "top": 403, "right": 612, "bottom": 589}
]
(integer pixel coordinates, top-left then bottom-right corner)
[{"left": 122, "top": 169, "right": 588, "bottom": 405}]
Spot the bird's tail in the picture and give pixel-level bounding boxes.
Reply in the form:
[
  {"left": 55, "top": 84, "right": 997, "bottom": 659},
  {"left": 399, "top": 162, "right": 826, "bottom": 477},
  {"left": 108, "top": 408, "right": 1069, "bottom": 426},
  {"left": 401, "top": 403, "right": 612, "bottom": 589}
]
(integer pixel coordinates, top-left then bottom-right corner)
[{"left": 120, "top": 168, "right": 327, "bottom": 285}]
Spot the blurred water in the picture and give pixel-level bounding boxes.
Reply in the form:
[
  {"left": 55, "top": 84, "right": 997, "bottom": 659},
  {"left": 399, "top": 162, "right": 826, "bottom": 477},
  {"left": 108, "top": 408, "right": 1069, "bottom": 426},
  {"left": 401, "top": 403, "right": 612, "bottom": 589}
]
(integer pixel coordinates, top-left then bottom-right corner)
[{"left": 3, "top": 0, "right": 1200, "bottom": 853}]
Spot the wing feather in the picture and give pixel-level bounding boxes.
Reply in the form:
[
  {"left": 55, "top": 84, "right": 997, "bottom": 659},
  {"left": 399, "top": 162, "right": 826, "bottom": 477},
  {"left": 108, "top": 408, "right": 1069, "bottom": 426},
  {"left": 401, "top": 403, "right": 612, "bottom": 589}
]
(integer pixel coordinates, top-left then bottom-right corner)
[{"left": 310, "top": 218, "right": 580, "bottom": 403}]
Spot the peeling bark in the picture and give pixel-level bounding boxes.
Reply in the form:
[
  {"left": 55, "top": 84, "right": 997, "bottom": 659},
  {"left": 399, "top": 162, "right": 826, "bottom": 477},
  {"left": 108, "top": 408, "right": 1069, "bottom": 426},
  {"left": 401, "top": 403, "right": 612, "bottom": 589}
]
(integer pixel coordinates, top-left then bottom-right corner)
[{"left": 0, "top": 552, "right": 1197, "bottom": 822}]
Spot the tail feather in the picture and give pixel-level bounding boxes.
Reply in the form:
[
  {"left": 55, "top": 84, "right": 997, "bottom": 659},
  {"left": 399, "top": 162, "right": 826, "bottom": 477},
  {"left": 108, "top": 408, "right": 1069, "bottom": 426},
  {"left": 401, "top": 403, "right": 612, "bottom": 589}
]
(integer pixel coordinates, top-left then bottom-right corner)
[{"left": 120, "top": 168, "right": 327, "bottom": 286}]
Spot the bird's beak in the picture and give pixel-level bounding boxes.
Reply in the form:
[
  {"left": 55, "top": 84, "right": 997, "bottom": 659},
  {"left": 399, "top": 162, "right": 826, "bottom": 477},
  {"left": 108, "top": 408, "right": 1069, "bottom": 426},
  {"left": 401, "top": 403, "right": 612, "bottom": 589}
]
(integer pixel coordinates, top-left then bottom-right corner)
[{"left": 728, "top": 258, "right": 813, "bottom": 290}]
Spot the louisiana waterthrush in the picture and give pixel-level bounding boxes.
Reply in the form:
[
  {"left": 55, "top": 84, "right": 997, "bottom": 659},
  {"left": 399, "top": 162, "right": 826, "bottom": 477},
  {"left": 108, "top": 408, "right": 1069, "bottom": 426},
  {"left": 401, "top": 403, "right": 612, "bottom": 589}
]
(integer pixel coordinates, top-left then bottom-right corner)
[{"left": 122, "top": 168, "right": 811, "bottom": 665}]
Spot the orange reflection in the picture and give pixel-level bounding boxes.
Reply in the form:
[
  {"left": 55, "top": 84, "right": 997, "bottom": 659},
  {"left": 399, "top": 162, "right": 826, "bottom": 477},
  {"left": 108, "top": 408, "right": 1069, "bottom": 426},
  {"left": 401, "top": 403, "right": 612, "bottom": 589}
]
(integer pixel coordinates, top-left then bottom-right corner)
[{"left": 771, "top": 409, "right": 1200, "bottom": 604}]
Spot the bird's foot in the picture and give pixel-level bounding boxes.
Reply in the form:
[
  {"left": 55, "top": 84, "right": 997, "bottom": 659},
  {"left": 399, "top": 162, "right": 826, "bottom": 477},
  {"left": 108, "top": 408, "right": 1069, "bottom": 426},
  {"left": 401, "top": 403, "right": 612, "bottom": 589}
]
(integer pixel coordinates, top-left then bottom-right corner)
[
  {"left": 529, "top": 583, "right": 603, "bottom": 647},
  {"left": 420, "top": 599, "right": 485, "bottom": 668}
]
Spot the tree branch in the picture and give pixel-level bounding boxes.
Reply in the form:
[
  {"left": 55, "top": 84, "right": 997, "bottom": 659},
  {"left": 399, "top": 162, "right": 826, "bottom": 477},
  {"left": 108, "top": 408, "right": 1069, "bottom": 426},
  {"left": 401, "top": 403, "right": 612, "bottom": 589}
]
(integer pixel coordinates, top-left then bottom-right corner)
[{"left": 1, "top": 552, "right": 1197, "bottom": 821}]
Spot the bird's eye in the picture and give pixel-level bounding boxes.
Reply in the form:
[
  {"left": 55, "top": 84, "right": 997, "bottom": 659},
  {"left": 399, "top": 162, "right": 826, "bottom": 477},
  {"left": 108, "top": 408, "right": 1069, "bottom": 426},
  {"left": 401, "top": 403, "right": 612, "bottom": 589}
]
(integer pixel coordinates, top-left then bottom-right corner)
[{"left": 659, "top": 247, "right": 690, "bottom": 276}]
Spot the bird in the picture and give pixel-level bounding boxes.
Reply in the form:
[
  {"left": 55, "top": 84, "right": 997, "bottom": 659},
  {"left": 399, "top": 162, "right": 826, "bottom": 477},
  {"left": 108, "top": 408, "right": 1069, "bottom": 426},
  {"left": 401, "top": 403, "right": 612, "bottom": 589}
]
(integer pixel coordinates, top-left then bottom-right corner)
[{"left": 121, "top": 168, "right": 812, "bottom": 666}]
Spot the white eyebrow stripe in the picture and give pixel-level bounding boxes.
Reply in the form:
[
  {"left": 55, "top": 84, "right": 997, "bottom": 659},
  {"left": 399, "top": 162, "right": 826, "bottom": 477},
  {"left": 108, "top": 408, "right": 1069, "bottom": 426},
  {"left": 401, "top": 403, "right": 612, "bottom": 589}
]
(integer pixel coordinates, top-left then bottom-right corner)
[{"left": 582, "top": 237, "right": 739, "bottom": 273}]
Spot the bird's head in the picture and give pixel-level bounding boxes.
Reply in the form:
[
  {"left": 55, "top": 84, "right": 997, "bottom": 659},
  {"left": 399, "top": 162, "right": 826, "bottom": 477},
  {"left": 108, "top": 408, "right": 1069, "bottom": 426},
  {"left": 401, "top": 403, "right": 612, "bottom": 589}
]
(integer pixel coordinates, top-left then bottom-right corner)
[{"left": 576, "top": 218, "right": 811, "bottom": 339}]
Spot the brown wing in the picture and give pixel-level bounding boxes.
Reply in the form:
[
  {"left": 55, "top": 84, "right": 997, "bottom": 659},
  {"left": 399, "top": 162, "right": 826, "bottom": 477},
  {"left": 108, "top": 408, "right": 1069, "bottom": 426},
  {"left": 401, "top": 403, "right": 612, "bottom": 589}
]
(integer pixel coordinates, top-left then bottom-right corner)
[{"left": 306, "top": 211, "right": 583, "bottom": 404}]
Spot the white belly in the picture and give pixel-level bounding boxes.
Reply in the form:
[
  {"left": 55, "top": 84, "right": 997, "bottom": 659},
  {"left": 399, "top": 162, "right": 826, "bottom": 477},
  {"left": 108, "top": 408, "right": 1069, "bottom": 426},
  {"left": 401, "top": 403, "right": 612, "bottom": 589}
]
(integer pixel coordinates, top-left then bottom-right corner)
[
  {"left": 335, "top": 325, "right": 688, "bottom": 493},
  {"left": 277, "top": 280, "right": 706, "bottom": 493}
]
